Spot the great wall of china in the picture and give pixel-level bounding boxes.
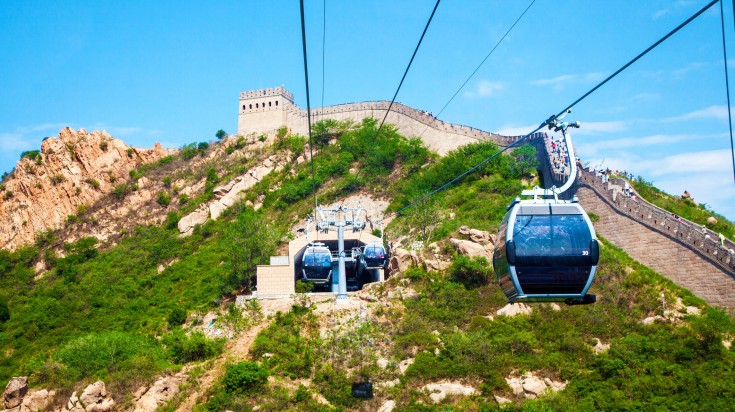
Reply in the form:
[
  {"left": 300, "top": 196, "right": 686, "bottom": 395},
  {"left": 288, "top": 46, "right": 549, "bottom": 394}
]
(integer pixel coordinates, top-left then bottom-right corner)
[
  {"left": 238, "top": 86, "right": 517, "bottom": 155},
  {"left": 237, "top": 87, "right": 735, "bottom": 313}
]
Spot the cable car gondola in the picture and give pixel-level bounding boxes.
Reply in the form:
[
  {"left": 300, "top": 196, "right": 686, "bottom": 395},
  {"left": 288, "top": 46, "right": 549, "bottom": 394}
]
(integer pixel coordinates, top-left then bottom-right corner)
[
  {"left": 492, "top": 112, "right": 598, "bottom": 305},
  {"left": 360, "top": 241, "right": 388, "bottom": 269},
  {"left": 301, "top": 242, "right": 333, "bottom": 284}
]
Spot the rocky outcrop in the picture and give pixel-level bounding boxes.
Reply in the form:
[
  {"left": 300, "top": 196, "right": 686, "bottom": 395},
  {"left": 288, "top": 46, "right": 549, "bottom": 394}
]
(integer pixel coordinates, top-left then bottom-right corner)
[
  {"left": 2, "top": 377, "right": 27, "bottom": 409},
  {"left": 178, "top": 157, "right": 282, "bottom": 236},
  {"left": 496, "top": 303, "right": 533, "bottom": 317},
  {"left": 63, "top": 381, "right": 114, "bottom": 412},
  {"left": 132, "top": 374, "right": 186, "bottom": 412},
  {"left": 505, "top": 372, "right": 567, "bottom": 400},
  {"left": 423, "top": 381, "right": 477, "bottom": 403},
  {"left": 449, "top": 226, "right": 495, "bottom": 261},
  {"left": 0, "top": 127, "right": 172, "bottom": 250}
]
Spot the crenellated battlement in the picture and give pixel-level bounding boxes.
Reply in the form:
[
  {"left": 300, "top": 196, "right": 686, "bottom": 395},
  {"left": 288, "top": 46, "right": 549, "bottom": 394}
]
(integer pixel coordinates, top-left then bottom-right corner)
[{"left": 236, "top": 87, "right": 515, "bottom": 155}]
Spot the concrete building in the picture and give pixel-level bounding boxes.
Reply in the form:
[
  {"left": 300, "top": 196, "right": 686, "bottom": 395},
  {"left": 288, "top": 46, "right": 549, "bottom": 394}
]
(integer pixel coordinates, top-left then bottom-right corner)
[{"left": 256, "top": 229, "right": 385, "bottom": 298}]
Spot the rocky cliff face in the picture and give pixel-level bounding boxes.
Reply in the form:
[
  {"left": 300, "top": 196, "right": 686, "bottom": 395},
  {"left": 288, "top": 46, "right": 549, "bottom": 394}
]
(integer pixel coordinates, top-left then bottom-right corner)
[{"left": 0, "top": 127, "right": 171, "bottom": 251}]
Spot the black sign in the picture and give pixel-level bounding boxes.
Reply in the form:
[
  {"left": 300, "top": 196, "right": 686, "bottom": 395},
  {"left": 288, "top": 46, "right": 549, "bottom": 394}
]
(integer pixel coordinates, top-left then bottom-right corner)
[{"left": 351, "top": 382, "right": 373, "bottom": 399}]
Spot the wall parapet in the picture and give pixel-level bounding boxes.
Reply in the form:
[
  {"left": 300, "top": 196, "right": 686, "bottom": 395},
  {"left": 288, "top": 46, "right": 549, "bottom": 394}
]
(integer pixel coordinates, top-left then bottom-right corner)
[{"left": 576, "top": 167, "right": 735, "bottom": 277}]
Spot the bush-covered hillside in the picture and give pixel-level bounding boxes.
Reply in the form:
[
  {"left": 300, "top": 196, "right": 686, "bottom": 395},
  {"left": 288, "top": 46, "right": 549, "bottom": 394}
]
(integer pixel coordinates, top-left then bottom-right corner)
[{"left": 1, "top": 120, "right": 734, "bottom": 411}]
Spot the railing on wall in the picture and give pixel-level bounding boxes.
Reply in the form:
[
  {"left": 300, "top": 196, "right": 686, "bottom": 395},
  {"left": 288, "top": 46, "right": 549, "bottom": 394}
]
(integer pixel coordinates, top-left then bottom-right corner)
[
  {"left": 281, "top": 100, "right": 518, "bottom": 147},
  {"left": 524, "top": 132, "right": 735, "bottom": 277},
  {"left": 577, "top": 167, "right": 735, "bottom": 277}
]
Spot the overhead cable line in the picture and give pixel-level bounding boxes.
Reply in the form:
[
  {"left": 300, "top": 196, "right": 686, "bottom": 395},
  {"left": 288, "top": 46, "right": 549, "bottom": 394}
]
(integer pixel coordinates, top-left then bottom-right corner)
[
  {"left": 321, "top": 0, "right": 327, "bottom": 121},
  {"left": 385, "top": 0, "right": 720, "bottom": 220},
  {"left": 344, "top": 0, "right": 441, "bottom": 195},
  {"left": 721, "top": 0, "right": 735, "bottom": 183},
  {"left": 299, "top": 0, "right": 319, "bottom": 216},
  {"left": 419, "top": 0, "right": 536, "bottom": 138}
]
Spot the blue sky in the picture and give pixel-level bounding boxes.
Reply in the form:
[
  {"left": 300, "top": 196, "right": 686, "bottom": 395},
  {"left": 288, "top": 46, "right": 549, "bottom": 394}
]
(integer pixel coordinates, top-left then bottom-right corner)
[{"left": 1, "top": 0, "right": 734, "bottom": 220}]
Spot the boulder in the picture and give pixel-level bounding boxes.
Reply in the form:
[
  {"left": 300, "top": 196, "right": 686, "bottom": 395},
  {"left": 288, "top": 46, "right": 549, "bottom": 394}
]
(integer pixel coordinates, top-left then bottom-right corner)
[
  {"left": 593, "top": 338, "right": 610, "bottom": 354},
  {"left": 398, "top": 358, "right": 414, "bottom": 374},
  {"left": 19, "top": 389, "right": 55, "bottom": 412},
  {"left": 424, "top": 381, "right": 477, "bottom": 403},
  {"left": 424, "top": 259, "right": 450, "bottom": 272},
  {"left": 377, "top": 400, "right": 396, "bottom": 412},
  {"left": 133, "top": 375, "right": 186, "bottom": 412},
  {"left": 178, "top": 207, "right": 209, "bottom": 235},
  {"left": 468, "top": 229, "right": 491, "bottom": 244},
  {"left": 505, "top": 377, "right": 524, "bottom": 396},
  {"left": 63, "top": 392, "right": 83, "bottom": 412},
  {"left": 388, "top": 248, "right": 418, "bottom": 273},
  {"left": 79, "top": 381, "right": 114, "bottom": 412},
  {"left": 497, "top": 303, "right": 532, "bottom": 317},
  {"left": 707, "top": 216, "right": 717, "bottom": 225},
  {"left": 449, "top": 238, "right": 491, "bottom": 260},
  {"left": 494, "top": 395, "right": 513, "bottom": 404},
  {"left": 521, "top": 375, "right": 547, "bottom": 397},
  {"left": 3, "top": 377, "right": 28, "bottom": 409}
]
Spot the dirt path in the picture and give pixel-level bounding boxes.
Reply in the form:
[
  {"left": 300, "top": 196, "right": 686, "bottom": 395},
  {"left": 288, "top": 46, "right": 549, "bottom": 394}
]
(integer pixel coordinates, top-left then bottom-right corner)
[{"left": 174, "top": 321, "right": 268, "bottom": 412}]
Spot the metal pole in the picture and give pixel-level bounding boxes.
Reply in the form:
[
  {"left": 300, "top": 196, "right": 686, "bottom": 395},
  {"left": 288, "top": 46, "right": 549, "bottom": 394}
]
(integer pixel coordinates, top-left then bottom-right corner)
[{"left": 337, "top": 223, "right": 348, "bottom": 300}]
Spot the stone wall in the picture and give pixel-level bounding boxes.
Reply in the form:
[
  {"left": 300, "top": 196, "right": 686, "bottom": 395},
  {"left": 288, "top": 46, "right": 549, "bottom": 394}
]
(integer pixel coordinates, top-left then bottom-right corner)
[{"left": 237, "top": 88, "right": 517, "bottom": 156}]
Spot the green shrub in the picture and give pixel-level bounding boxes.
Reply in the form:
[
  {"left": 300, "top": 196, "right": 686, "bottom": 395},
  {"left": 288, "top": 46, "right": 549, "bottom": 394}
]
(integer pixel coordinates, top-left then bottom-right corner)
[
  {"left": 126, "top": 148, "right": 135, "bottom": 157},
  {"left": 84, "top": 178, "right": 100, "bottom": 189},
  {"left": 129, "top": 169, "right": 140, "bottom": 180},
  {"left": 0, "top": 296, "right": 9, "bottom": 323},
  {"left": 216, "top": 129, "right": 227, "bottom": 140},
  {"left": 20, "top": 150, "right": 41, "bottom": 161},
  {"left": 112, "top": 184, "right": 129, "bottom": 199},
  {"left": 276, "top": 126, "right": 288, "bottom": 139},
  {"left": 225, "top": 146, "right": 235, "bottom": 155},
  {"left": 178, "top": 194, "right": 189, "bottom": 205},
  {"left": 165, "top": 212, "right": 181, "bottom": 230},
  {"left": 168, "top": 307, "right": 187, "bottom": 327},
  {"left": 198, "top": 142, "right": 210, "bottom": 151},
  {"left": 162, "top": 329, "right": 225, "bottom": 363},
  {"left": 50, "top": 174, "right": 65, "bottom": 185},
  {"left": 223, "top": 361, "right": 269, "bottom": 394},
  {"left": 449, "top": 255, "right": 493, "bottom": 288},
  {"left": 157, "top": 191, "right": 171, "bottom": 206},
  {"left": 54, "top": 331, "right": 165, "bottom": 382},
  {"left": 295, "top": 280, "right": 314, "bottom": 293}
]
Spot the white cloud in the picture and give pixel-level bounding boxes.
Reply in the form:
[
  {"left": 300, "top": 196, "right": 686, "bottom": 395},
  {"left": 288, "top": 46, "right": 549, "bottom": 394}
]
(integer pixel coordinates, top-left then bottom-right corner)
[
  {"left": 671, "top": 61, "right": 707, "bottom": 77},
  {"left": 663, "top": 105, "right": 729, "bottom": 122},
  {"left": 574, "top": 121, "right": 627, "bottom": 135},
  {"left": 464, "top": 80, "right": 506, "bottom": 98},
  {"left": 494, "top": 123, "right": 553, "bottom": 137},
  {"left": 0, "top": 123, "right": 70, "bottom": 153},
  {"left": 585, "top": 149, "right": 735, "bottom": 220},
  {"left": 577, "top": 133, "right": 696, "bottom": 158},
  {"left": 0, "top": 132, "right": 34, "bottom": 152},
  {"left": 531, "top": 72, "right": 606, "bottom": 91},
  {"left": 652, "top": 9, "right": 671, "bottom": 20}
]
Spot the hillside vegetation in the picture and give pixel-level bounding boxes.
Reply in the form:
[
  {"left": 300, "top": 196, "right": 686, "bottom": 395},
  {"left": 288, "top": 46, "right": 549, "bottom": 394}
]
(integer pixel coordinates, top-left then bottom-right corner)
[{"left": 0, "top": 121, "right": 734, "bottom": 411}]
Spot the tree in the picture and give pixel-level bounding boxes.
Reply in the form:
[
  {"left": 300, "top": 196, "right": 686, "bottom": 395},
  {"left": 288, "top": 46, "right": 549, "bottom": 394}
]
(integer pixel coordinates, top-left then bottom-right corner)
[
  {"left": 216, "top": 129, "right": 227, "bottom": 140},
  {"left": 0, "top": 296, "right": 9, "bottom": 323},
  {"left": 225, "top": 207, "right": 278, "bottom": 292},
  {"left": 510, "top": 144, "right": 538, "bottom": 177}
]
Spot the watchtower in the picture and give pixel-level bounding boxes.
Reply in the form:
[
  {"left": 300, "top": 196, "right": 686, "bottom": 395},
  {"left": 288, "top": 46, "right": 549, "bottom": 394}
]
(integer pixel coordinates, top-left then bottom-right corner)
[{"left": 237, "top": 87, "right": 295, "bottom": 135}]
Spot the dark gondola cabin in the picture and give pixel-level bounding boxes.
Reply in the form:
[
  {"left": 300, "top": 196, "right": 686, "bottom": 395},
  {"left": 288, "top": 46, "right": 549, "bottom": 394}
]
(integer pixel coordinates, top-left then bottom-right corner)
[
  {"left": 493, "top": 199, "right": 599, "bottom": 305},
  {"left": 301, "top": 243, "right": 333, "bottom": 284},
  {"left": 361, "top": 241, "right": 387, "bottom": 269}
]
